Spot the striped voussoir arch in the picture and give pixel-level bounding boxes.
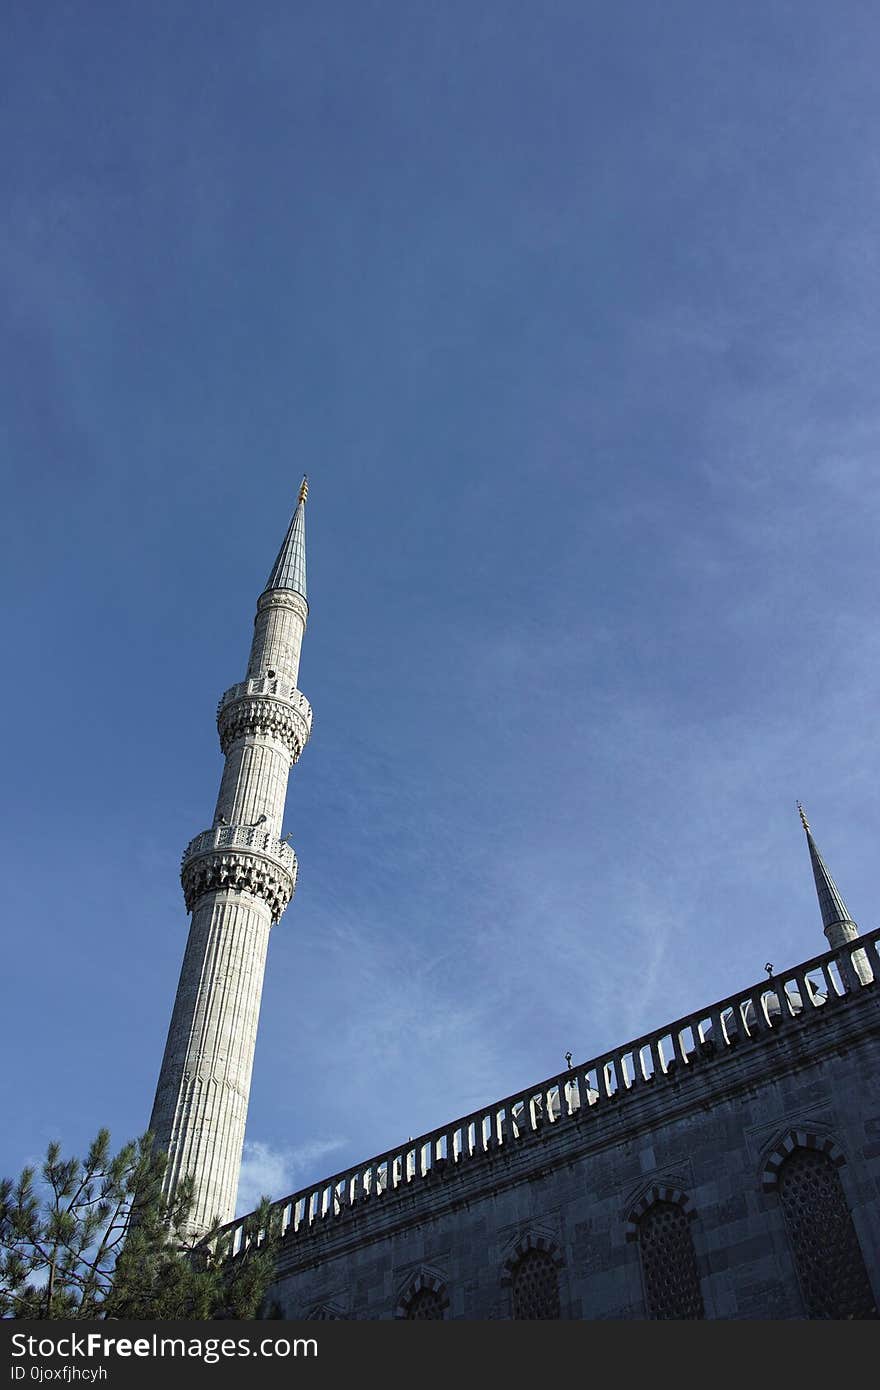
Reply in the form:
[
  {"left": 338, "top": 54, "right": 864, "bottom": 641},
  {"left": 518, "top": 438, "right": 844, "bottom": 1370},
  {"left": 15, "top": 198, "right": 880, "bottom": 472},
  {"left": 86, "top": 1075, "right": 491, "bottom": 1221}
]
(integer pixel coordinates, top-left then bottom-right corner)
[
  {"left": 624, "top": 1185, "right": 695, "bottom": 1241},
  {"left": 761, "top": 1129, "right": 846, "bottom": 1191},
  {"left": 394, "top": 1269, "right": 449, "bottom": 1318},
  {"left": 499, "top": 1231, "right": 564, "bottom": 1286}
]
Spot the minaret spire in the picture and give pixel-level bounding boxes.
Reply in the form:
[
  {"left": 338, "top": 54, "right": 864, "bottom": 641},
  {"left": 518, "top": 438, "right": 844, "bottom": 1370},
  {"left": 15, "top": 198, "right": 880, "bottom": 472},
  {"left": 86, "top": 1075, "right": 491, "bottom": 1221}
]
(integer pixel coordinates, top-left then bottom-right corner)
[
  {"left": 263, "top": 475, "right": 308, "bottom": 603},
  {"left": 149, "top": 485, "right": 314, "bottom": 1236},
  {"left": 797, "top": 802, "right": 859, "bottom": 950}
]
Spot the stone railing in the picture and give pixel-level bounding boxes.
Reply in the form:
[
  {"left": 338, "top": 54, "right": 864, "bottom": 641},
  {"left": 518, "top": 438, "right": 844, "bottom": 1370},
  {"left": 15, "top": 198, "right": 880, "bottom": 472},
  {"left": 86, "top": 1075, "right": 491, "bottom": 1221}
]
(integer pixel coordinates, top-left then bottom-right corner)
[
  {"left": 218, "top": 927, "right": 879, "bottom": 1258},
  {"left": 181, "top": 824, "right": 297, "bottom": 870},
  {"left": 216, "top": 679, "right": 313, "bottom": 762},
  {"left": 217, "top": 677, "right": 313, "bottom": 725}
]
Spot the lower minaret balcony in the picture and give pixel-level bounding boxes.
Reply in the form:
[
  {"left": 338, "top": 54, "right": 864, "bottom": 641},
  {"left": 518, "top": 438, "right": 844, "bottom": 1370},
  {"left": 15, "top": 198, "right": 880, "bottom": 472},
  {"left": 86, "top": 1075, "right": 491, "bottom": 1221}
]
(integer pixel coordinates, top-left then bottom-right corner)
[{"left": 180, "top": 824, "right": 298, "bottom": 923}]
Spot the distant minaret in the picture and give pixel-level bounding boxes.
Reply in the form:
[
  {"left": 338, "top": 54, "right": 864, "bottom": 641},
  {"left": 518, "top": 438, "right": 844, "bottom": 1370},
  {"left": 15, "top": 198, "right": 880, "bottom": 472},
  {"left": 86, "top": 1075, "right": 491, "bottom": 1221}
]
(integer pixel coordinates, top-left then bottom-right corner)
[
  {"left": 797, "top": 803, "right": 869, "bottom": 984},
  {"left": 797, "top": 802, "right": 858, "bottom": 949},
  {"left": 149, "top": 479, "right": 313, "bottom": 1236}
]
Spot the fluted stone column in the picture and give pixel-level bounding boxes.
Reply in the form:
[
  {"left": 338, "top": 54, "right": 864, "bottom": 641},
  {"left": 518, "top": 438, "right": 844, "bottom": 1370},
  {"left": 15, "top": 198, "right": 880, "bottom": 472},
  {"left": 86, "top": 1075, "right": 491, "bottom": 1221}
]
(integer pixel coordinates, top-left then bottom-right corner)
[{"left": 149, "top": 482, "right": 312, "bottom": 1236}]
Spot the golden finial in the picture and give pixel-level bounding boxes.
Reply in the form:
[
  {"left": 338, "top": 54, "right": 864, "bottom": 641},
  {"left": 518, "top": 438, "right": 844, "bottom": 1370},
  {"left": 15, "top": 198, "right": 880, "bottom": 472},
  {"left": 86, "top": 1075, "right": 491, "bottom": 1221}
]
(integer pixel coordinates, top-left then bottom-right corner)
[
  {"left": 298, "top": 475, "right": 309, "bottom": 505},
  {"left": 797, "top": 801, "right": 810, "bottom": 833}
]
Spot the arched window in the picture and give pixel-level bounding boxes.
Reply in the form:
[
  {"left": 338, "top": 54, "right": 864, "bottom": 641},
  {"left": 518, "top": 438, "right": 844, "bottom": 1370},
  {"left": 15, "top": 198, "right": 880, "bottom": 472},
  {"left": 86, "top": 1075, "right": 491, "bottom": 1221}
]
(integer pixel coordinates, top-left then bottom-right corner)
[
  {"left": 403, "top": 1286, "right": 446, "bottom": 1319},
  {"left": 777, "top": 1147, "right": 876, "bottom": 1319},
  {"left": 638, "top": 1200, "right": 705, "bottom": 1319},
  {"left": 510, "top": 1249, "right": 561, "bottom": 1320},
  {"left": 395, "top": 1274, "right": 449, "bottom": 1320}
]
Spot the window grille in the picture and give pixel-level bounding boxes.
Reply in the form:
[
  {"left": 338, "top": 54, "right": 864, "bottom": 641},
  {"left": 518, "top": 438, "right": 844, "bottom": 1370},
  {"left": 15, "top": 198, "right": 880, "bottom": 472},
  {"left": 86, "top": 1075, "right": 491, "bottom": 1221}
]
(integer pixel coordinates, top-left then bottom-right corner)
[
  {"left": 403, "top": 1286, "right": 445, "bottom": 1319},
  {"left": 639, "top": 1200, "right": 705, "bottom": 1319},
  {"left": 510, "top": 1249, "right": 561, "bottom": 1320},
  {"left": 778, "top": 1147, "right": 876, "bottom": 1319}
]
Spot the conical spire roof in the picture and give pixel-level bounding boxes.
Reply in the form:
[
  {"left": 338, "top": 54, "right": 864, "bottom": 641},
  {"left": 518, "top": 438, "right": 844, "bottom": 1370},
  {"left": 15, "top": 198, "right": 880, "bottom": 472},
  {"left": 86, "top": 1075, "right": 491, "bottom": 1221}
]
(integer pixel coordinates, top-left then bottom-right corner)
[
  {"left": 797, "top": 803, "right": 857, "bottom": 934},
  {"left": 263, "top": 476, "right": 308, "bottom": 602}
]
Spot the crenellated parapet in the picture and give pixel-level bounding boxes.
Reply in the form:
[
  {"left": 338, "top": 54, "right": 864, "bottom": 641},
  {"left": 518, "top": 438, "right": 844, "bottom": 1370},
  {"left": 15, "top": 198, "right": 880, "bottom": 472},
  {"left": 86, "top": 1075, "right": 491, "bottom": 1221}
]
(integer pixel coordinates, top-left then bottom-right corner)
[
  {"left": 217, "top": 677, "right": 313, "bottom": 763},
  {"left": 180, "top": 823, "right": 298, "bottom": 923}
]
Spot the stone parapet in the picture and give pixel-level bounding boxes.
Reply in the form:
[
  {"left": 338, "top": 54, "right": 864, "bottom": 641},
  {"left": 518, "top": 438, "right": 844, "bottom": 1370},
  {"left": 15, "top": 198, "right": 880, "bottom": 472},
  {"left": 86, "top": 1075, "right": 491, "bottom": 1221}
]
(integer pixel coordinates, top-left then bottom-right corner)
[
  {"left": 215, "top": 925, "right": 880, "bottom": 1261},
  {"left": 180, "top": 824, "right": 297, "bottom": 922},
  {"left": 217, "top": 677, "right": 312, "bottom": 761}
]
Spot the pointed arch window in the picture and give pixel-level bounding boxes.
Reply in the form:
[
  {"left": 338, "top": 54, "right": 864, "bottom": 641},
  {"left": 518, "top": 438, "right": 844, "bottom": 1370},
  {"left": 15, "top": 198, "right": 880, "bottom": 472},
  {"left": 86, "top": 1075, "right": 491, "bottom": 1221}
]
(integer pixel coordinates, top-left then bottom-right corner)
[
  {"left": 403, "top": 1286, "right": 446, "bottom": 1319},
  {"left": 638, "top": 1200, "right": 705, "bottom": 1319},
  {"left": 777, "top": 1147, "right": 876, "bottom": 1319},
  {"left": 510, "top": 1249, "right": 561, "bottom": 1320},
  {"left": 395, "top": 1274, "right": 449, "bottom": 1320}
]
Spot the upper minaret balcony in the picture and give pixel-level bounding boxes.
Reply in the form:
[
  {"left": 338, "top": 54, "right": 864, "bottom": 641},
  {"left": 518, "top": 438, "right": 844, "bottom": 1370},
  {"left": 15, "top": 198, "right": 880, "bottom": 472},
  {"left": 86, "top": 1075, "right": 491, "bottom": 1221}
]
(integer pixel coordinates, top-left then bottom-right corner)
[{"left": 217, "top": 675, "right": 313, "bottom": 764}]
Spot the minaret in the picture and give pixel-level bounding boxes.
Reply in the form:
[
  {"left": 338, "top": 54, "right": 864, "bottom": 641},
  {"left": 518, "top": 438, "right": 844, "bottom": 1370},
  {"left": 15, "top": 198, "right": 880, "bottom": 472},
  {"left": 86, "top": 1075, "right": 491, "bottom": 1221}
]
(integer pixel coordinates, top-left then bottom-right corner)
[
  {"left": 797, "top": 802, "right": 869, "bottom": 984},
  {"left": 149, "top": 478, "right": 313, "bottom": 1236},
  {"left": 797, "top": 802, "right": 858, "bottom": 949}
]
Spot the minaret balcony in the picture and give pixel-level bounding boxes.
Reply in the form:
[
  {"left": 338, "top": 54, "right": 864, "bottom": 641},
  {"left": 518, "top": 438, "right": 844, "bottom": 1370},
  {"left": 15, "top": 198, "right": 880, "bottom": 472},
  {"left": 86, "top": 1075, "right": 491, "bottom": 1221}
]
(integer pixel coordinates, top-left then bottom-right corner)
[
  {"left": 180, "top": 824, "right": 298, "bottom": 923},
  {"left": 216, "top": 677, "right": 313, "bottom": 762}
]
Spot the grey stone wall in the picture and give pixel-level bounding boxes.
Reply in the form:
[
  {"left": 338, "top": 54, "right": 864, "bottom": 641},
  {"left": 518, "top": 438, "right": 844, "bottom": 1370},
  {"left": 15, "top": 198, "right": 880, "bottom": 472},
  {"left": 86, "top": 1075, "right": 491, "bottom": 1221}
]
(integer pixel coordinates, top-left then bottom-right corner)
[{"left": 264, "top": 985, "right": 880, "bottom": 1319}]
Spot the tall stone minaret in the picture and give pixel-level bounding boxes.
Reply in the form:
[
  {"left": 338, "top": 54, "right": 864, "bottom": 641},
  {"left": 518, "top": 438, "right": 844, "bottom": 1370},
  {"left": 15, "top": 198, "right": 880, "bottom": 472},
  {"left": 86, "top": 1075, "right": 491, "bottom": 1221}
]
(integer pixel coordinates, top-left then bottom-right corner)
[{"left": 149, "top": 479, "right": 313, "bottom": 1236}]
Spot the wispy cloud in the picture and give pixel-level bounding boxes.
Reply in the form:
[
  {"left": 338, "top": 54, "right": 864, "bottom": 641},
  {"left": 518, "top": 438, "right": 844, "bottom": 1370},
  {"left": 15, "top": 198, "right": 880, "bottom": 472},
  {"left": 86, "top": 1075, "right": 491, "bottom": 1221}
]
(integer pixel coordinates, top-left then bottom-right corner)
[{"left": 236, "top": 1138, "right": 347, "bottom": 1216}]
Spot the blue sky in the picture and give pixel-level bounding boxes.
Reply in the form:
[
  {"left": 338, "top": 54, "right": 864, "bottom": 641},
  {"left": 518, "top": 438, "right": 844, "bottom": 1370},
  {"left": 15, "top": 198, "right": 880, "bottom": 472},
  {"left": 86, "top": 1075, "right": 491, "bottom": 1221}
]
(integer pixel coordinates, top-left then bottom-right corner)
[{"left": 2, "top": 2, "right": 879, "bottom": 1215}]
